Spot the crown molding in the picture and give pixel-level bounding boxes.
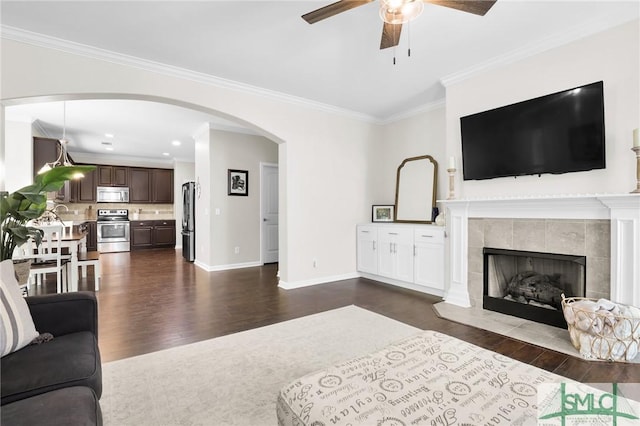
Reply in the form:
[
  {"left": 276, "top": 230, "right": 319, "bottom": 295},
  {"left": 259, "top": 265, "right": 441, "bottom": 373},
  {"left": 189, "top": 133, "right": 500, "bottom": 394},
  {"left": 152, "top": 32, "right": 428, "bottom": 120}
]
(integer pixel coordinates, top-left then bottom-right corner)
[
  {"left": 69, "top": 151, "right": 174, "bottom": 168},
  {"left": 1, "top": 26, "right": 378, "bottom": 124},
  {"left": 32, "top": 119, "right": 51, "bottom": 137},
  {"left": 441, "top": 14, "right": 639, "bottom": 87}
]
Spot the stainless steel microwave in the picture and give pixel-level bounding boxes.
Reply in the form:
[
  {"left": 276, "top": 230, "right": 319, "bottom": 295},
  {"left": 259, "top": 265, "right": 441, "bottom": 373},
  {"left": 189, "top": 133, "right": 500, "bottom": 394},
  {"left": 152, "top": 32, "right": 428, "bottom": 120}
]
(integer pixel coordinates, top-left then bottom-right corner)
[{"left": 96, "top": 186, "right": 130, "bottom": 203}]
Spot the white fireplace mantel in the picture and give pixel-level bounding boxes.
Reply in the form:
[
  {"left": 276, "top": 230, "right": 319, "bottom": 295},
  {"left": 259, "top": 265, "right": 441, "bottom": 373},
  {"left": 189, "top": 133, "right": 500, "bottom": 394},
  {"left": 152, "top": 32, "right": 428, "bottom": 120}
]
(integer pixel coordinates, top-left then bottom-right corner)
[{"left": 438, "top": 194, "right": 640, "bottom": 308}]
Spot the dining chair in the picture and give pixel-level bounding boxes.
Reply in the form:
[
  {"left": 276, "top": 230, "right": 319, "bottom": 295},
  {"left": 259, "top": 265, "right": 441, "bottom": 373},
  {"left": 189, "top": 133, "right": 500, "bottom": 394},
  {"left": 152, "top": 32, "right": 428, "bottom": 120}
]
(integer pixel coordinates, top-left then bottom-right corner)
[
  {"left": 20, "top": 224, "right": 70, "bottom": 293},
  {"left": 77, "top": 250, "right": 101, "bottom": 291}
]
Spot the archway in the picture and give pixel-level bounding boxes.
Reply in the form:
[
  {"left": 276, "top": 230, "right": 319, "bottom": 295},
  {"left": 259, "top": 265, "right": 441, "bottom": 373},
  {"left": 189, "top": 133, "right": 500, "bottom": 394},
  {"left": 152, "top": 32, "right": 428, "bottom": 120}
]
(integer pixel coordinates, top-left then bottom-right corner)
[{"left": 2, "top": 93, "right": 286, "bottom": 280}]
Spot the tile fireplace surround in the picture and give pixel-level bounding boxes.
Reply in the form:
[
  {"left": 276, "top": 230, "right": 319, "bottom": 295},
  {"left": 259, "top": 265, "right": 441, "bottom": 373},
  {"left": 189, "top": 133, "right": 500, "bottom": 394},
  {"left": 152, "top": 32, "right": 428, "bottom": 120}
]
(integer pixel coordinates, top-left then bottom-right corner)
[{"left": 439, "top": 195, "right": 640, "bottom": 309}]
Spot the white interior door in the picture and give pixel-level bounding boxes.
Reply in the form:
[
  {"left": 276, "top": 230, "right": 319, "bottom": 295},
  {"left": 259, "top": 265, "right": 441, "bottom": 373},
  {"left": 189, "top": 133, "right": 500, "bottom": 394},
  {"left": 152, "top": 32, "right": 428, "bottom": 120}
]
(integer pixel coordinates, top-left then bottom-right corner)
[{"left": 261, "top": 163, "right": 279, "bottom": 264}]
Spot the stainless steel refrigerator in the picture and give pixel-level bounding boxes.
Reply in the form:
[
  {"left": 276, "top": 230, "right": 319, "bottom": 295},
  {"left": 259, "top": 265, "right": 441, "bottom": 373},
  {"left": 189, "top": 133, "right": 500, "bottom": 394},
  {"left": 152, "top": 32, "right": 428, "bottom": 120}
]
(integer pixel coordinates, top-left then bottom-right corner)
[{"left": 181, "top": 182, "right": 196, "bottom": 262}]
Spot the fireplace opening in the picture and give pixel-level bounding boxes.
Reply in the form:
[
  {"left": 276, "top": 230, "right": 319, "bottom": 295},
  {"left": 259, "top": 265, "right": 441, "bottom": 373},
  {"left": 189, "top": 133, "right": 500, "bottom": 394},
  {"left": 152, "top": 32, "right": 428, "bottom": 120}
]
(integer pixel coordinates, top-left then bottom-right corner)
[{"left": 483, "top": 248, "right": 586, "bottom": 328}]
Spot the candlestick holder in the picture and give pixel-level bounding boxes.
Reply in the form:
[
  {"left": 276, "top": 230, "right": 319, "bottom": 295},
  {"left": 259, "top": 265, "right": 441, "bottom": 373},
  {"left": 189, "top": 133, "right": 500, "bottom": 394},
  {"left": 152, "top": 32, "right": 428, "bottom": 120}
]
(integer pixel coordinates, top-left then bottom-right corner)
[
  {"left": 632, "top": 146, "right": 640, "bottom": 194},
  {"left": 447, "top": 168, "right": 456, "bottom": 200}
]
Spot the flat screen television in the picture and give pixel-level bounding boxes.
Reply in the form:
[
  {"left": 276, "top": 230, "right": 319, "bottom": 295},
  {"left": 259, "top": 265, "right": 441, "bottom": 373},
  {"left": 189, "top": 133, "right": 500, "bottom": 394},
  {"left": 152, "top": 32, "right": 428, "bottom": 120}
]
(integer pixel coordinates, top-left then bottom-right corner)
[{"left": 460, "top": 81, "right": 605, "bottom": 181}]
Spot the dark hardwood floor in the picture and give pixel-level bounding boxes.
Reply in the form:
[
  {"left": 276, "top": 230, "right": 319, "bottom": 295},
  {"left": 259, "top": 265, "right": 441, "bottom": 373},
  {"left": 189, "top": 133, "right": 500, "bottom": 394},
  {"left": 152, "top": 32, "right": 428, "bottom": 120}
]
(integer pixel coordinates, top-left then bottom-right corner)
[{"left": 30, "top": 249, "right": 639, "bottom": 382}]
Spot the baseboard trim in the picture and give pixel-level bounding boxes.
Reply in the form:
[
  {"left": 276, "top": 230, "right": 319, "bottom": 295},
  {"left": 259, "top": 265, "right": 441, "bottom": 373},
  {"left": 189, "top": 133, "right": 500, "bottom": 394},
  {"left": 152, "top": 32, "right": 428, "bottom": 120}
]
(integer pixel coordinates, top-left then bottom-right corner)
[
  {"left": 278, "top": 272, "right": 359, "bottom": 290},
  {"left": 359, "top": 273, "right": 445, "bottom": 298},
  {"left": 194, "top": 260, "right": 262, "bottom": 272}
]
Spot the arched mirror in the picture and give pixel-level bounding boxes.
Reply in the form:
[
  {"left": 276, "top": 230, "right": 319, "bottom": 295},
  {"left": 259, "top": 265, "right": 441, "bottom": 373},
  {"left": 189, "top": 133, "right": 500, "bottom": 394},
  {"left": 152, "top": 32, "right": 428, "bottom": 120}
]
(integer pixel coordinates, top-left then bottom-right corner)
[{"left": 394, "top": 155, "right": 438, "bottom": 223}]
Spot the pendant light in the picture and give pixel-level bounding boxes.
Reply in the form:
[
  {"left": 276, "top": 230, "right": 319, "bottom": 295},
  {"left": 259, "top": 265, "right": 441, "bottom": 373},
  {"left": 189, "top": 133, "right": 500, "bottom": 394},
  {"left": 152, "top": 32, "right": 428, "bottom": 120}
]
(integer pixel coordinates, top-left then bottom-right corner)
[{"left": 37, "top": 102, "right": 84, "bottom": 178}]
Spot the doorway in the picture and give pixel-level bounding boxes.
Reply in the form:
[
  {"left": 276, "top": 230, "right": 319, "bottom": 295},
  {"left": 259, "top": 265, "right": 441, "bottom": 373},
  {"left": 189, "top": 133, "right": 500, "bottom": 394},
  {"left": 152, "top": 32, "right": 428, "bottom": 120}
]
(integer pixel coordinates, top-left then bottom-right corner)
[{"left": 261, "top": 163, "right": 279, "bottom": 264}]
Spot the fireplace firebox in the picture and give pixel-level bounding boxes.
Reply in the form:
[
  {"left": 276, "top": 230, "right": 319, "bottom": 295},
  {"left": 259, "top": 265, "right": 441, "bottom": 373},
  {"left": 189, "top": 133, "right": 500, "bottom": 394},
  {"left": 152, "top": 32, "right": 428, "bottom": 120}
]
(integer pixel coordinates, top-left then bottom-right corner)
[{"left": 483, "top": 248, "right": 586, "bottom": 328}]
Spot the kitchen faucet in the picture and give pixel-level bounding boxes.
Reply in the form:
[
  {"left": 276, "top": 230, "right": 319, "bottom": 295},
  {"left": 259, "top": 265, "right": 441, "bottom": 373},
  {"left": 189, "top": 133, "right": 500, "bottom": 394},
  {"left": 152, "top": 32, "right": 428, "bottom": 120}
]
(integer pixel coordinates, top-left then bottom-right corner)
[{"left": 53, "top": 204, "right": 69, "bottom": 213}]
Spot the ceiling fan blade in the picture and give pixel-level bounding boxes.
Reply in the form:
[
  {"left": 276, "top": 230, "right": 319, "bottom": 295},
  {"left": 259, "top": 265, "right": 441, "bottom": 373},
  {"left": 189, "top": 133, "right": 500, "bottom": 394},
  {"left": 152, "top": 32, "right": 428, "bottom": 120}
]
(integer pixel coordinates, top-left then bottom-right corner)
[
  {"left": 380, "top": 22, "right": 403, "bottom": 49},
  {"left": 302, "top": 0, "right": 374, "bottom": 24},
  {"left": 426, "top": 0, "right": 497, "bottom": 16}
]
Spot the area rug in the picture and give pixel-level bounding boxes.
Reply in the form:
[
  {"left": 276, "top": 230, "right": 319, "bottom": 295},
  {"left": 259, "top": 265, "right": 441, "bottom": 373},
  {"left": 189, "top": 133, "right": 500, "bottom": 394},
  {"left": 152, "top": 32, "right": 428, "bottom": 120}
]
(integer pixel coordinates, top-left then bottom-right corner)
[{"left": 100, "top": 306, "right": 421, "bottom": 426}]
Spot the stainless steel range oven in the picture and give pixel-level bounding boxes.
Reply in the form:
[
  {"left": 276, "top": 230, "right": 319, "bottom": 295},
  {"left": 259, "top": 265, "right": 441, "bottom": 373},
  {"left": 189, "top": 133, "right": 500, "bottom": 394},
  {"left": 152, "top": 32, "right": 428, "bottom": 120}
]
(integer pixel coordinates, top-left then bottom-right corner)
[{"left": 97, "top": 209, "right": 130, "bottom": 252}]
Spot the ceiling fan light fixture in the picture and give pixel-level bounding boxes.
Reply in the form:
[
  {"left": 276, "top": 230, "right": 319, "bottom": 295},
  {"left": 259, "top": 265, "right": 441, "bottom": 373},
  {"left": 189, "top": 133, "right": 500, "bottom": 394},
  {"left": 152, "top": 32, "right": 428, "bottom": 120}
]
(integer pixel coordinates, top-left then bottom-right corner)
[{"left": 379, "top": 0, "right": 423, "bottom": 24}]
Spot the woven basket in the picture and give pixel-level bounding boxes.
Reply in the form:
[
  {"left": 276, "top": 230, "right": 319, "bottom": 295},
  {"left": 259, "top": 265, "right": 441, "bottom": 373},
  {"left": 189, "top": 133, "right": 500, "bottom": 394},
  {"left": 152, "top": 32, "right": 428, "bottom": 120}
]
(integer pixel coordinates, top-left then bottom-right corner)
[{"left": 561, "top": 295, "right": 640, "bottom": 362}]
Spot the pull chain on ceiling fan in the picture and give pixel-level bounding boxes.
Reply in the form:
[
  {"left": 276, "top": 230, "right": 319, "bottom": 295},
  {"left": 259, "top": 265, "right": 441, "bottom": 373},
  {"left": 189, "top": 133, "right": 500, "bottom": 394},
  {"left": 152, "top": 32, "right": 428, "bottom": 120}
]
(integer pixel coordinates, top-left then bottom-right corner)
[{"left": 302, "top": 0, "right": 497, "bottom": 50}]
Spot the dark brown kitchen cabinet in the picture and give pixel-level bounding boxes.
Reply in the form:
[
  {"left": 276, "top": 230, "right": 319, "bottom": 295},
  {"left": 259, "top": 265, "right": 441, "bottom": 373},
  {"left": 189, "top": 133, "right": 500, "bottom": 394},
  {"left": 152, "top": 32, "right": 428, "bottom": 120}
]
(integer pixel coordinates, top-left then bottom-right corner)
[
  {"left": 129, "top": 168, "right": 152, "bottom": 203},
  {"left": 33, "top": 137, "right": 59, "bottom": 177},
  {"left": 130, "top": 220, "right": 175, "bottom": 250},
  {"left": 130, "top": 221, "right": 154, "bottom": 250},
  {"left": 97, "top": 165, "right": 128, "bottom": 187},
  {"left": 154, "top": 220, "right": 176, "bottom": 248},
  {"left": 33, "top": 137, "right": 66, "bottom": 201},
  {"left": 79, "top": 221, "right": 98, "bottom": 252},
  {"left": 129, "top": 168, "right": 173, "bottom": 203},
  {"left": 152, "top": 169, "right": 174, "bottom": 203},
  {"left": 70, "top": 166, "right": 97, "bottom": 203}
]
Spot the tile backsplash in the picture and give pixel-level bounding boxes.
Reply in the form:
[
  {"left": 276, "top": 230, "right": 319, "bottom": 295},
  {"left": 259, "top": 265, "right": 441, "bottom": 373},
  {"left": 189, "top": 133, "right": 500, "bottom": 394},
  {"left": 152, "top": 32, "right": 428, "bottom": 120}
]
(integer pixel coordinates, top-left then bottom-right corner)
[{"left": 55, "top": 202, "right": 174, "bottom": 221}]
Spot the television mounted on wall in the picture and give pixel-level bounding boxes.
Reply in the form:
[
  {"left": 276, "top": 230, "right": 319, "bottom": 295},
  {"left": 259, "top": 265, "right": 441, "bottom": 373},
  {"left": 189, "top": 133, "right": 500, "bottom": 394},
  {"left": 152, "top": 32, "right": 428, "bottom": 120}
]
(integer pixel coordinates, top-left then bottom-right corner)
[{"left": 460, "top": 81, "right": 605, "bottom": 181}]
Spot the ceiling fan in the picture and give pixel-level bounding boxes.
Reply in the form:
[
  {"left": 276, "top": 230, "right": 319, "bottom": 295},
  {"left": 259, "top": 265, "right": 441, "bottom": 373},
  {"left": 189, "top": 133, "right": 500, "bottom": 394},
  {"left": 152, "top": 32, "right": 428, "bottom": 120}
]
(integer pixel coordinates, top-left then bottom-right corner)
[{"left": 302, "top": 0, "right": 497, "bottom": 50}]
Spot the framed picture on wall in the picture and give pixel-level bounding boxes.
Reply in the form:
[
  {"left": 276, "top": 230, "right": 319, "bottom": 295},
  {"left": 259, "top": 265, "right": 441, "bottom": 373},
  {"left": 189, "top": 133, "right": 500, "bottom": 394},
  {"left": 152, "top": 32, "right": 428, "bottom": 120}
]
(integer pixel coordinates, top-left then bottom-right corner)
[
  {"left": 228, "top": 169, "right": 249, "bottom": 196},
  {"left": 372, "top": 205, "right": 394, "bottom": 222}
]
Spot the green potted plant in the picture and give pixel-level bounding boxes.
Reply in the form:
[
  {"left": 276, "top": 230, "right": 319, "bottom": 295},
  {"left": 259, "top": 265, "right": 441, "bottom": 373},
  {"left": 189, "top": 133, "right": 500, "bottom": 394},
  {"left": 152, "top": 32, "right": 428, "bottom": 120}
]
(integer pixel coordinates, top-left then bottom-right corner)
[{"left": 1, "top": 165, "right": 95, "bottom": 264}]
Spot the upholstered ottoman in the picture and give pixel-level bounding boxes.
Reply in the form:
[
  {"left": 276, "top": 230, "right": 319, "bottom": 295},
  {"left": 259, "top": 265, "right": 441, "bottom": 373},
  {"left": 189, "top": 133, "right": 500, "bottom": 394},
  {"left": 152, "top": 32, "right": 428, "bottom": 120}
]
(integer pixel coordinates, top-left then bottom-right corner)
[
  {"left": 277, "top": 330, "right": 565, "bottom": 426},
  {"left": 1, "top": 386, "right": 102, "bottom": 426}
]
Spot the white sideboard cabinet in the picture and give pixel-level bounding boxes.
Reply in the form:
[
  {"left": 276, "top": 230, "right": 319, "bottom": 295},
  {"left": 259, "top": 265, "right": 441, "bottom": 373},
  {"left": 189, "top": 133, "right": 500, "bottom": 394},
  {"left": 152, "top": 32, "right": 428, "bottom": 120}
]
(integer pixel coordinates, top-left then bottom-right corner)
[{"left": 356, "top": 223, "right": 445, "bottom": 297}]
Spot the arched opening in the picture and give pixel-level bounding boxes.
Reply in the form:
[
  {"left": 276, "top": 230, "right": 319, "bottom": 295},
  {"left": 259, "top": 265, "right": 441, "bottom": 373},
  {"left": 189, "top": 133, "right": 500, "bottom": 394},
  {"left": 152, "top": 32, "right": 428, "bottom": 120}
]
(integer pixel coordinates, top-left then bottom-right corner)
[{"left": 2, "top": 93, "right": 286, "bottom": 281}]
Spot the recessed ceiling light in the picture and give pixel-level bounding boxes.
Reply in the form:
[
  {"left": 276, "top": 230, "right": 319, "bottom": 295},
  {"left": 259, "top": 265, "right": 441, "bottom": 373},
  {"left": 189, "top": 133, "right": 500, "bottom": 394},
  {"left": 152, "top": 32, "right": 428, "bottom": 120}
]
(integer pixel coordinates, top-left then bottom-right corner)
[
  {"left": 172, "top": 140, "right": 181, "bottom": 146},
  {"left": 162, "top": 152, "right": 170, "bottom": 156},
  {"left": 105, "top": 133, "right": 114, "bottom": 138},
  {"left": 105, "top": 147, "right": 114, "bottom": 151}
]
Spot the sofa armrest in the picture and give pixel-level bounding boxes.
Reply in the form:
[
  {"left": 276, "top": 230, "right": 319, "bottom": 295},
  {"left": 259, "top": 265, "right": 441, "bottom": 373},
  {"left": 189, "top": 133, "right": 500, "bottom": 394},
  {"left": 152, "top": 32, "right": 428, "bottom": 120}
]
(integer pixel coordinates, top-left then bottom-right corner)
[{"left": 26, "top": 292, "right": 98, "bottom": 338}]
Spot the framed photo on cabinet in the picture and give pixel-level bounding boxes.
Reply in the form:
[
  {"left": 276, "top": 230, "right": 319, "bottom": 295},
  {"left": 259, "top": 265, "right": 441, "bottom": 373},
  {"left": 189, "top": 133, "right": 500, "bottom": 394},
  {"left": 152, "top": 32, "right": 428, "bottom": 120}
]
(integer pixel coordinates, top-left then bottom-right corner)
[
  {"left": 372, "top": 205, "right": 394, "bottom": 222},
  {"left": 228, "top": 169, "right": 248, "bottom": 196}
]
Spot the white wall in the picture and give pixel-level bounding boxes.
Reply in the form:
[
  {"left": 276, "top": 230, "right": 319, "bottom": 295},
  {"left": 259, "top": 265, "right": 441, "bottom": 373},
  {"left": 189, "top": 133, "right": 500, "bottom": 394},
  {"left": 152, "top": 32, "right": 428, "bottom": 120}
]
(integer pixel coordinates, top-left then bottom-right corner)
[
  {"left": 3, "top": 119, "right": 33, "bottom": 192},
  {"left": 445, "top": 19, "right": 640, "bottom": 198},
  {"left": 0, "top": 39, "right": 372, "bottom": 285},
  {"left": 210, "top": 130, "right": 277, "bottom": 268},
  {"left": 193, "top": 123, "right": 212, "bottom": 268},
  {"left": 371, "top": 105, "right": 447, "bottom": 211}
]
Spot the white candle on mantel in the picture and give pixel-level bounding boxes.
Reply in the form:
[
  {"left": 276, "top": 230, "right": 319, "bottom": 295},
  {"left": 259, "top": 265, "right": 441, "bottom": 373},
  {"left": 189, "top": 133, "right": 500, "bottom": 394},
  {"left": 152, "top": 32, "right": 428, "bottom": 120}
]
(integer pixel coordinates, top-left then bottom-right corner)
[
  {"left": 634, "top": 128, "right": 639, "bottom": 148},
  {"left": 448, "top": 156, "right": 456, "bottom": 169}
]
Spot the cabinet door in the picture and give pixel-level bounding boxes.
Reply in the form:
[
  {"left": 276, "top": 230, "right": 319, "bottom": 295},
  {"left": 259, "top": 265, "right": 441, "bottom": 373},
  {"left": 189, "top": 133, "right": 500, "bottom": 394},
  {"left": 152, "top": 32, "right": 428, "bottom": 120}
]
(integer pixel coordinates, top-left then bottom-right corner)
[
  {"left": 356, "top": 226, "right": 378, "bottom": 274},
  {"left": 377, "top": 228, "right": 413, "bottom": 282},
  {"left": 377, "top": 229, "right": 397, "bottom": 279},
  {"left": 394, "top": 239, "right": 414, "bottom": 283},
  {"left": 414, "top": 244, "right": 444, "bottom": 290},
  {"left": 33, "top": 137, "right": 58, "bottom": 177},
  {"left": 131, "top": 221, "right": 154, "bottom": 249},
  {"left": 413, "top": 229, "right": 445, "bottom": 290},
  {"left": 76, "top": 168, "right": 97, "bottom": 202},
  {"left": 129, "top": 168, "right": 151, "bottom": 203},
  {"left": 152, "top": 169, "right": 174, "bottom": 203},
  {"left": 113, "top": 167, "right": 128, "bottom": 186},
  {"left": 154, "top": 220, "right": 176, "bottom": 247},
  {"left": 98, "top": 165, "right": 128, "bottom": 186},
  {"left": 97, "top": 166, "right": 113, "bottom": 186},
  {"left": 33, "top": 137, "right": 66, "bottom": 200},
  {"left": 86, "top": 222, "right": 98, "bottom": 252}
]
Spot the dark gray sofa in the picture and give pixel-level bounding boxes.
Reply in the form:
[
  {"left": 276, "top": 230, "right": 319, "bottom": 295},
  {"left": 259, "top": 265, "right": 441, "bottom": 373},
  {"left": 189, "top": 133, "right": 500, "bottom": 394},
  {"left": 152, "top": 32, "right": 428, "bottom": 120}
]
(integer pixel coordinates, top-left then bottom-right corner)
[{"left": 1, "top": 292, "right": 103, "bottom": 425}]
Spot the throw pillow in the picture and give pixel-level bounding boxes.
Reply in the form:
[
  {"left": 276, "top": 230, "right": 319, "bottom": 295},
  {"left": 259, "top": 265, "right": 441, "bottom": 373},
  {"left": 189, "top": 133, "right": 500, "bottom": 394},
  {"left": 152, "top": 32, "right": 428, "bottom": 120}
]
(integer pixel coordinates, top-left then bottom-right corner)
[{"left": 0, "top": 259, "right": 39, "bottom": 357}]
